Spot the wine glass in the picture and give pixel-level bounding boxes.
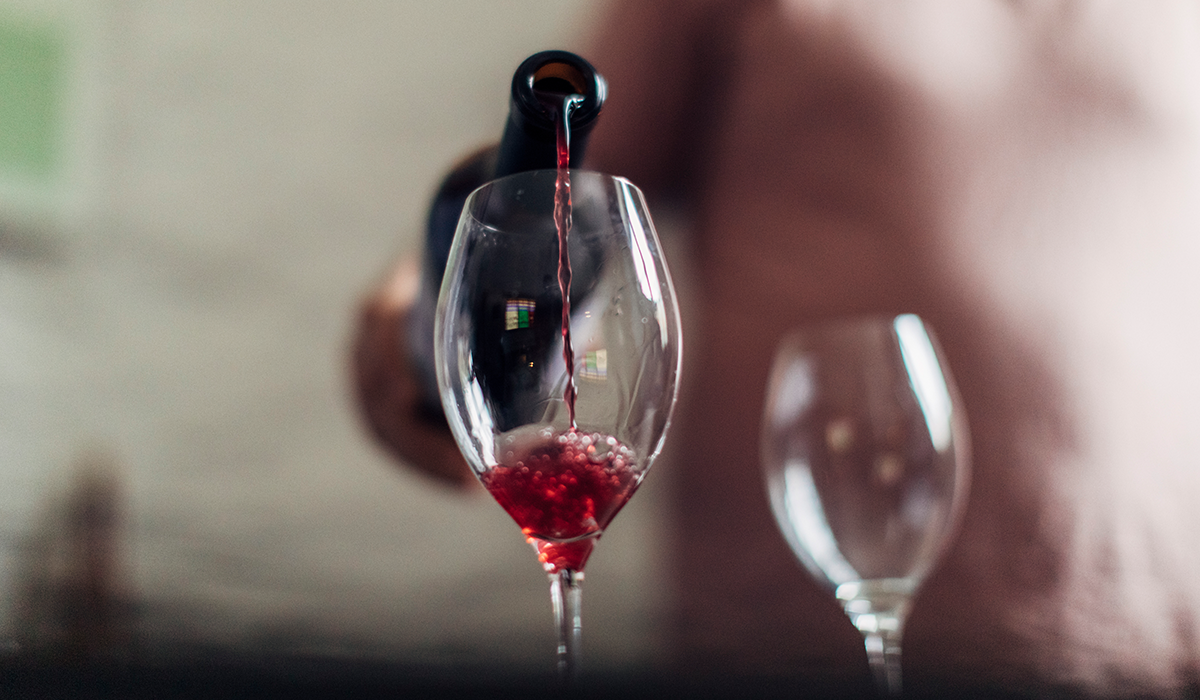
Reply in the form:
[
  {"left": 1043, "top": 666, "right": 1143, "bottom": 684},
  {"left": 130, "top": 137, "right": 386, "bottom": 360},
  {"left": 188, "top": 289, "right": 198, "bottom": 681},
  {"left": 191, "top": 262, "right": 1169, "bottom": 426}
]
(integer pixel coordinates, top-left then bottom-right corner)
[
  {"left": 434, "top": 168, "right": 682, "bottom": 683},
  {"left": 760, "top": 314, "right": 970, "bottom": 696}
]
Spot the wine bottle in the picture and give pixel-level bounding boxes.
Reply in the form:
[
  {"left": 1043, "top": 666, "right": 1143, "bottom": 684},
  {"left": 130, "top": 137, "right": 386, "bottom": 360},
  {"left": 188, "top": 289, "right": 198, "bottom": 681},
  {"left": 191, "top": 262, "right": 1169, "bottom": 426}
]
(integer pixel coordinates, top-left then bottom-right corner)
[{"left": 409, "top": 50, "right": 607, "bottom": 416}]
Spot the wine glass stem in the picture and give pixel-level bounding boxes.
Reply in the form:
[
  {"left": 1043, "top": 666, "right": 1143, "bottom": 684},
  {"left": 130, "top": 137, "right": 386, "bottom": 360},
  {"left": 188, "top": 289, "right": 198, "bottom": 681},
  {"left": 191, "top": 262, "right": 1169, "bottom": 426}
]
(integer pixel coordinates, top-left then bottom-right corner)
[
  {"left": 550, "top": 568, "right": 583, "bottom": 685},
  {"left": 863, "top": 626, "right": 903, "bottom": 697}
]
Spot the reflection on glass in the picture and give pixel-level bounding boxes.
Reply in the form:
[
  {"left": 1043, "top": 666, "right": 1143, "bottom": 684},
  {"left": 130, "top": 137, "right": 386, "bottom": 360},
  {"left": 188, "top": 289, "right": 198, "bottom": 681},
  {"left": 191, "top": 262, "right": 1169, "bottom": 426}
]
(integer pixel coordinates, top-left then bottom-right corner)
[
  {"left": 895, "top": 314, "right": 953, "bottom": 451},
  {"left": 580, "top": 349, "right": 607, "bottom": 380},
  {"left": 778, "top": 458, "right": 858, "bottom": 584},
  {"left": 505, "top": 298, "right": 536, "bottom": 331}
]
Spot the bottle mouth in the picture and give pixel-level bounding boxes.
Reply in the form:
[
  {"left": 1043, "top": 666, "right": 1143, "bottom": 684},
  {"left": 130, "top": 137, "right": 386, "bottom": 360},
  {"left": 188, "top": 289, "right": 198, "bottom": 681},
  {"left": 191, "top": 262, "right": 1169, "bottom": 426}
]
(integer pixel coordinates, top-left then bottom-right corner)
[
  {"left": 532, "top": 62, "right": 589, "bottom": 98},
  {"left": 511, "top": 50, "right": 606, "bottom": 130}
]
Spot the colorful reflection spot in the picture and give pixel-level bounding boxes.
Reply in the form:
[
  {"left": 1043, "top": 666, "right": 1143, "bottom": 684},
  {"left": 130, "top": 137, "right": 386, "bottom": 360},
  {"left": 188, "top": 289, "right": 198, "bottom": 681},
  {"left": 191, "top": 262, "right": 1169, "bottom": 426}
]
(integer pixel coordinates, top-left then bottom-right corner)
[
  {"left": 581, "top": 349, "right": 607, "bottom": 380},
  {"left": 505, "top": 299, "right": 535, "bottom": 331}
]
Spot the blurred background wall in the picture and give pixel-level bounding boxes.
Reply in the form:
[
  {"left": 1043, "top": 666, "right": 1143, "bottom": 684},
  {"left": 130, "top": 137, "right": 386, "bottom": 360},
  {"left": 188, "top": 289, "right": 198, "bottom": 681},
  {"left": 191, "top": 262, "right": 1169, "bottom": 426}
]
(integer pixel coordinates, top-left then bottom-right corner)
[{"left": 0, "top": 0, "right": 669, "bottom": 674}]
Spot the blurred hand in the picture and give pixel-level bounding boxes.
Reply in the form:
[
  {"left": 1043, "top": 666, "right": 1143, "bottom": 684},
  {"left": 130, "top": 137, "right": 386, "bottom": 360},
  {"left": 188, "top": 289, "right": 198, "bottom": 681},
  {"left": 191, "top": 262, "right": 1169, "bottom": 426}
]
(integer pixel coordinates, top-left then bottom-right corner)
[{"left": 350, "top": 257, "right": 473, "bottom": 487}]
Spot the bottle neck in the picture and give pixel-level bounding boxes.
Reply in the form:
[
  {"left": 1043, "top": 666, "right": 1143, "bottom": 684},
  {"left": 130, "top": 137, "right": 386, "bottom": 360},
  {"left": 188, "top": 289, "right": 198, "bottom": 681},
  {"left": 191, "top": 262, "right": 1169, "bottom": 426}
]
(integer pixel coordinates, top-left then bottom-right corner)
[
  {"left": 422, "top": 52, "right": 605, "bottom": 290},
  {"left": 412, "top": 51, "right": 607, "bottom": 407}
]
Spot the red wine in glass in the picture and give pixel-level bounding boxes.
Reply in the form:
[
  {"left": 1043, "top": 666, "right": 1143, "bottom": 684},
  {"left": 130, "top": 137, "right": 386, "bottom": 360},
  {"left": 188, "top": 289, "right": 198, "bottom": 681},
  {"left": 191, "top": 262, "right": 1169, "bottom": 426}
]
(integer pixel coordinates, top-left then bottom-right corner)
[{"left": 482, "top": 429, "right": 640, "bottom": 573}]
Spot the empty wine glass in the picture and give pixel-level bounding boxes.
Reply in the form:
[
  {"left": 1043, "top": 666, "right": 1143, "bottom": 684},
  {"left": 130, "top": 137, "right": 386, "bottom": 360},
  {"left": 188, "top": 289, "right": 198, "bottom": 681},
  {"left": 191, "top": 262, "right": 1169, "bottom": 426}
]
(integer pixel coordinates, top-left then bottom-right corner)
[
  {"left": 761, "top": 314, "right": 970, "bottom": 696},
  {"left": 434, "top": 168, "right": 682, "bottom": 683}
]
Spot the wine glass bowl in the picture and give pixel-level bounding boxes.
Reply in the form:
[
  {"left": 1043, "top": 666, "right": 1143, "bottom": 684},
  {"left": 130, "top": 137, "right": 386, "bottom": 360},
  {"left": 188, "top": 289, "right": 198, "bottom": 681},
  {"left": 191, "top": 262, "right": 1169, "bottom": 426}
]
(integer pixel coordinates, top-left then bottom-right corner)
[
  {"left": 434, "top": 168, "right": 682, "bottom": 679},
  {"left": 761, "top": 314, "right": 970, "bottom": 695},
  {"left": 437, "top": 169, "right": 679, "bottom": 473}
]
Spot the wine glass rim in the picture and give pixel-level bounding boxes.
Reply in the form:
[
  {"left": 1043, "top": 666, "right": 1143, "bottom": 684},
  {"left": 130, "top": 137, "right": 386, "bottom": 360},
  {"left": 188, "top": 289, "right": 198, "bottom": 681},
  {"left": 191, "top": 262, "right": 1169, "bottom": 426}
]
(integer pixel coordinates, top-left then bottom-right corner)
[
  {"left": 774, "top": 312, "right": 935, "bottom": 346},
  {"left": 466, "top": 168, "right": 639, "bottom": 197}
]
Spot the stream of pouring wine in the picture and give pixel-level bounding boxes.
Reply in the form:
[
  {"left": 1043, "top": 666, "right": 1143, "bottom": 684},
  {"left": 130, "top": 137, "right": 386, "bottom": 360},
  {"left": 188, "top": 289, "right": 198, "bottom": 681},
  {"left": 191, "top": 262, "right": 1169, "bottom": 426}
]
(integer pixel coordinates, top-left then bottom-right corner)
[{"left": 554, "top": 94, "right": 584, "bottom": 429}]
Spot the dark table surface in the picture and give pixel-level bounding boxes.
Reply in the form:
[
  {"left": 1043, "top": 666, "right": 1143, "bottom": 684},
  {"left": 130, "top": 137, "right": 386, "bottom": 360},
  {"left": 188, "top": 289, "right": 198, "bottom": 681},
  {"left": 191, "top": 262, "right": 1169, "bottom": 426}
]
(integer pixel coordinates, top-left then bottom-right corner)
[{"left": 0, "top": 651, "right": 1124, "bottom": 700}]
